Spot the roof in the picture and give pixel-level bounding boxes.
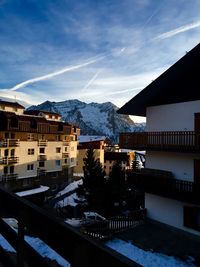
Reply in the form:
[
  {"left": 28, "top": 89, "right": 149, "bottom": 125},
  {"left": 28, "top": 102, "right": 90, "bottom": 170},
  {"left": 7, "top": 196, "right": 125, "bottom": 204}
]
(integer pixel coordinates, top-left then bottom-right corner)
[
  {"left": 24, "top": 110, "right": 61, "bottom": 117},
  {"left": 118, "top": 43, "right": 200, "bottom": 116},
  {"left": 0, "top": 100, "right": 25, "bottom": 109}
]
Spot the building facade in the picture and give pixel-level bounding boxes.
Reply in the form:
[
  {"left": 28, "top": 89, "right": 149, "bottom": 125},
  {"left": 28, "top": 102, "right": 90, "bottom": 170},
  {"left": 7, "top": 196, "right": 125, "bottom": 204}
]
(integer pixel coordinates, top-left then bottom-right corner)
[
  {"left": 118, "top": 43, "right": 200, "bottom": 236},
  {"left": 0, "top": 101, "right": 79, "bottom": 193},
  {"left": 104, "top": 151, "right": 133, "bottom": 176},
  {"left": 74, "top": 136, "right": 105, "bottom": 178}
]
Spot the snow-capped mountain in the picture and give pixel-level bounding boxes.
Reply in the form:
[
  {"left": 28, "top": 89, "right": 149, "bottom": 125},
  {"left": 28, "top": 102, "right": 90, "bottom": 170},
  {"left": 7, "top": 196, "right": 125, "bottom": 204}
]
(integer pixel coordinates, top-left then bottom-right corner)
[{"left": 28, "top": 99, "right": 145, "bottom": 142}]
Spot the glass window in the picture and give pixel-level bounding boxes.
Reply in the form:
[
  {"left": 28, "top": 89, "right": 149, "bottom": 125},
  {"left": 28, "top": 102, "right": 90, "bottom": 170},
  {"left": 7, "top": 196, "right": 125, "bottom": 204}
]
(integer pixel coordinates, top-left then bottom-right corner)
[
  {"left": 27, "top": 164, "right": 34, "bottom": 171},
  {"left": 28, "top": 148, "right": 34, "bottom": 155},
  {"left": 55, "top": 160, "right": 61, "bottom": 166},
  {"left": 39, "top": 161, "right": 45, "bottom": 168},
  {"left": 56, "top": 147, "right": 61, "bottom": 153},
  {"left": 39, "top": 148, "right": 45, "bottom": 154}
]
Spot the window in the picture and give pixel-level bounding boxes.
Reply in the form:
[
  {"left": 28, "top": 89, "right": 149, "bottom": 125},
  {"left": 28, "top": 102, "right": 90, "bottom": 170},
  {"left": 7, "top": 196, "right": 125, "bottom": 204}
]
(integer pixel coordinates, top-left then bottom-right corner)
[
  {"left": 39, "top": 161, "right": 45, "bottom": 168},
  {"left": 13, "top": 107, "right": 18, "bottom": 112},
  {"left": 55, "top": 135, "right": 61, "bottom": 141},
  {"left": 10, "top": 116, "right": 18, "bottom": 128},
  {"left": 39, "top": 148, "right": 45, "bottom": 154},
  {"left": 28, "top": 149, "right": 34, "bottom": 155},
  {"left": 64, "top": 158, "right": 68, "bottom": 164},
  {"left": 10, "top": 166, "right": 14, "bottom": 174},
  {"left": 30, "top": 119, "right": 37, "bottom": 129},
  {"left": 27, "top": 164, "right": 34, "bottom": 171},
  {"left": 184, "top": 206, "right": 200, "bottom": 231},
  {"left": 64, "top": 147, "right": 68, "bottom": 152},
  {"left": 55, "top": 160, "right": 61, "bottom": 166},
  {"left": 71, "top": 158, "right": 75, "bottom": 163},
  {"left": 27, "top": 133, "right": 34, "bottom": 141},
  {"left": 56, "top": 147, "right": 61, "bottom": 153},
  {"left": 11, "top": 149, "right": 15, "bottom": 156}
]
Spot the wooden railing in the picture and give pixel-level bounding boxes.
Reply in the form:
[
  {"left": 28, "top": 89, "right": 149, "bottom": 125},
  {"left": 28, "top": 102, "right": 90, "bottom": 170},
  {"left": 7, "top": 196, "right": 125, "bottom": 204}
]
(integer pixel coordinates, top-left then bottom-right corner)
[
  {"left": 120, "top": 131, "right": 200, "bottom": 152},
  {"left": 37, "top": 155, "right": 47, "bottom": 161},
  {"left": 38, "top": 140, "right": 48, "bottom": 146},
  {"left": 0, "top": 156, "right": 19, "bottom": 165},
  {"left": 0, "top": 139, "right": 20, "bottom": 147},
  {"left": 0, "top": 187, "right": 140, "bottom": 267},
  {"left": 126, "top": 170, "right": 200, "bottom": 204}
]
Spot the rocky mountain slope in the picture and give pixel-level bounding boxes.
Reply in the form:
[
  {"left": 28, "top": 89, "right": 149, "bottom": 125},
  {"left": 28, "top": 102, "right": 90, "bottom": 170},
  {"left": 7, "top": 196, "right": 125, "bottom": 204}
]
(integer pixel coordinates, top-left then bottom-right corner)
[{"left": 28, "top": 99, "right": 145, "bottom": 142}]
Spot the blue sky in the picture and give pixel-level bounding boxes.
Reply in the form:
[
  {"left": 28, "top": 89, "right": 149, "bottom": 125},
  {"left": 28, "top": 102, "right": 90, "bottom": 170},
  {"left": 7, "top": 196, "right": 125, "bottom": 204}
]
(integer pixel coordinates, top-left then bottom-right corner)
[{"left": 0, "top": 0, "right": 200, "bottom": 119}]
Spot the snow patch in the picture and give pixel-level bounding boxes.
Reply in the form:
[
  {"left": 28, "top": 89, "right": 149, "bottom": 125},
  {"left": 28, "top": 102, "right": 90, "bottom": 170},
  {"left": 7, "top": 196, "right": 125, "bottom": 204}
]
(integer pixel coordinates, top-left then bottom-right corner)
[{"left": 106, "top": 239, "right": 196, "bottom": 267}]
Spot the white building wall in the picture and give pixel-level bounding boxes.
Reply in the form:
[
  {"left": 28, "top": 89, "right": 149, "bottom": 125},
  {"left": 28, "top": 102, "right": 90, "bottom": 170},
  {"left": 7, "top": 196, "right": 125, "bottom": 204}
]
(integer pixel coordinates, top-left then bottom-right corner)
[
  {"left": 146, "top": 193, "right": 200, "bottom": 236},
  {"left": 146, "top": 100, "right": 200, "bottom": 131},
  {"left": 146, "top": 151, "right": 200, "bottom": 181},
  {"left": 16, "top": 141, "right": 38, "bottom": 178}
]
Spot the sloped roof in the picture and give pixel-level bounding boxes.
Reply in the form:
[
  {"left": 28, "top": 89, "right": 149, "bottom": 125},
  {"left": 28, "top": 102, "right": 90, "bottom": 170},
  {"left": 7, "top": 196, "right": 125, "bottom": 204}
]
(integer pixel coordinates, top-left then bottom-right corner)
[
  {"left": 24, "top": 110, "right": 61, "bottom": 117},
  {"left": 118, "top": 43, "right": 200, "bottom": 116},
  {"left": 0, "top": 100, "right": 25, "bottom": 109}
]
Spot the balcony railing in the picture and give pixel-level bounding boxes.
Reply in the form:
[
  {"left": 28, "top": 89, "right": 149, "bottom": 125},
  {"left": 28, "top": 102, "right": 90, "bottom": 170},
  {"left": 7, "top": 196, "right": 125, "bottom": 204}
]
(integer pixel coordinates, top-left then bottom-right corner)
[
  {"left": 0, "top": 139, "right": 20, "bottom": 147},
  {"left": 0, "top": 187, "right": 140, "bottom": 267},
  {"left": 62, "top": 152, "right": 69, "bottom": 158},
  {"left": 0, "top": 173, "right": 18, "bottom": 182},
  {"left": 127, "top": 169, "right": 200, "bottom": 204},
  {"left": 37, "top": 155, "right": 47, "bottom": 161},
  {"left": 63, "top": 141, "right": 70, "bottom": 146},
  {"left": 120, "top": 131, "right": 200, "bottom": 152},
  {"left": 0, "top": 156, "right": 19, "bottom": 165},
  {"left": 38, "top": 140, "right": 48, "bottom": 146}
]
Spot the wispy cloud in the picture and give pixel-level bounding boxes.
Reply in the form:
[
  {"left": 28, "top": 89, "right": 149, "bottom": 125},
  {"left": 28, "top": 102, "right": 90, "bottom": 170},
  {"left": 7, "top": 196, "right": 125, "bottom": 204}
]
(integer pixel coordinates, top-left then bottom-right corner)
[
  {"left": 2, "top": 56, "right": 104, "bottom": 91},
  {"left": 82, "top": 70, "right": 101, "bottom": 92},
  {"left": 154, "top": 20, "right": 200, "bottom": 40}
]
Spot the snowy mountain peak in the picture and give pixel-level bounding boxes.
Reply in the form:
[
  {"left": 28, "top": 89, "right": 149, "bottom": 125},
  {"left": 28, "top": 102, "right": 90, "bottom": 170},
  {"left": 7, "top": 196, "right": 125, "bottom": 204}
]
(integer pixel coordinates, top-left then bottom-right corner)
[{"left": 28, "top": 99, "right": 145, "bottom": 143}]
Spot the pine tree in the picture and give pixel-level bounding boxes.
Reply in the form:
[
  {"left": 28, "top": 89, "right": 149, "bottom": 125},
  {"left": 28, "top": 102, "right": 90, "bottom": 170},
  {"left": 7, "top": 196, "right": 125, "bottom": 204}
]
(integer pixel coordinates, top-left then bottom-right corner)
[{"left": 82, "top": 148, "right": 105, "bottom": 212}]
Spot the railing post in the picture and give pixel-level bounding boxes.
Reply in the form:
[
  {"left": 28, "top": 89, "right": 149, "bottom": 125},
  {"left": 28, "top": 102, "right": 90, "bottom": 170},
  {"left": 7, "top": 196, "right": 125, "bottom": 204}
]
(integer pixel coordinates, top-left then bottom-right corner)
[{"left": 17, "top": 217, "right": 25, "bottom": 267}]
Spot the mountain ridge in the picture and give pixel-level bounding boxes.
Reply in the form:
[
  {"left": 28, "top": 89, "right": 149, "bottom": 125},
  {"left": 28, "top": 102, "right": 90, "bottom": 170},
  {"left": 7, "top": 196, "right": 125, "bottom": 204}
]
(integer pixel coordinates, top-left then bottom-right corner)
[{"left": 28, "top": 99, "right": 145, "bottom": 142}]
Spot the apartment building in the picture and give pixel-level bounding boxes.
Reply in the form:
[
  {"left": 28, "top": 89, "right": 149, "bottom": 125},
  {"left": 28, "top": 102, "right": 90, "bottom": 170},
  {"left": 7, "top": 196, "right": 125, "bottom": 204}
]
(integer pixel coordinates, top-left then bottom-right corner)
[
  {"left": 118, "top": 43, "right": 200, "bottom": 236},
  {"left": 74, "top": 135, "right": 106, "bottom": 178},
  {"left": 104, "top": 151, "right": 134, "bottom": 176},
  {"left": 0, "top": 101, "right": 79, "bottom": 194}
]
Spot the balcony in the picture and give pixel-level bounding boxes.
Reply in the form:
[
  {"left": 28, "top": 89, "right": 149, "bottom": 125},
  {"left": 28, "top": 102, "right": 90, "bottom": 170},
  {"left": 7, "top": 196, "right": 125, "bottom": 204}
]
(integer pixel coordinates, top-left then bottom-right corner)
[
  {"left": 37, "top": 155, "right": 47, "bottom": 161},
  {"left": 1, "top": 173, "right": 18, "bottom": 182},
  {"left": 38, "top": 140, "right": 47, "bottom": 146},
  {"left": 127, "top": 169, "right": 200, "bottom": 204},
  {"left": 0, "top": 139, "right": 20, "bottom": 147},
  {"left": 120, "top": 131, "right": 200, "bottom": 152},
  {"left": 0, "top": 156, "right": 19, "bottom": 165},
  {"left": 37, "top": 168, "right": 46, "bottom": 176},
  {"left": 0, "top": 187, "right": 139, "bottom": 267},
  {"left": 62, "top": 152, "right": 69, "bottom": 158},
  {"left": 63, "top": 141, "right": 70, "bottom": 146}
]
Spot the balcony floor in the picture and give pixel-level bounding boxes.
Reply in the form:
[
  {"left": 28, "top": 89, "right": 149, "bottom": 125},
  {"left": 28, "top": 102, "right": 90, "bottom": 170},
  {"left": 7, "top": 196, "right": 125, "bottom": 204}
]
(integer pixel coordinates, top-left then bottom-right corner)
[{"left": 116, "top": 219, "right": 200, "bottom": 265}]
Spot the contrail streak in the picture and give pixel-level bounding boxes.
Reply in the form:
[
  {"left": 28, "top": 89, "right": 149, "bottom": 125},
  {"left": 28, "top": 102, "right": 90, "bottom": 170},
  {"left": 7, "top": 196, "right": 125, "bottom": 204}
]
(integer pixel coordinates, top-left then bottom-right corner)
[
  {"left": 4, "top": 55, "right": 105, "bottom": 91},
  {"left": 154, "top": 20, "right": 200, "bottom": 40},
  {"left": 82, "top": 70, "right": 101, "bottom": 91}
]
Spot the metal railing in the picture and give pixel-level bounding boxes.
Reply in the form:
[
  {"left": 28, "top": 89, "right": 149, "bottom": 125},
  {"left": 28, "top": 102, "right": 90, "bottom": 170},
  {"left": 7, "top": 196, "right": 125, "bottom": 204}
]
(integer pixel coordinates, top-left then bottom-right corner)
[
  {"left": 120, "top": 131, "right": 200, "bottom": 152},
  {"left": 0, "top": 187, "right": 140, "bottom": 267},
  {"left": 127, "top": 169, "right": 200, "bottom": 204},
  {"left": 0, "top": 173, "right": 18, "bottom": 182}
]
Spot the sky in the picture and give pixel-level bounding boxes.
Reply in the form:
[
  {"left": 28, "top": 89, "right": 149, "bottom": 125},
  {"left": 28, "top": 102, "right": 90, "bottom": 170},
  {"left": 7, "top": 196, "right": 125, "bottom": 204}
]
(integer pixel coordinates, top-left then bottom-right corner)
[{"left": 0, "top": 0, "right": 200, "bottom": 122}]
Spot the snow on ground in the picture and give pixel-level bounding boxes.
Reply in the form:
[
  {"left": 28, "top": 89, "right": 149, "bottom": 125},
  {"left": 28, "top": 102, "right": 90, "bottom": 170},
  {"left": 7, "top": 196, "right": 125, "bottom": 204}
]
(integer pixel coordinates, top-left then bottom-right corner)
[
  {"left": 16, "top": 185, "right": 49, "bottom": 197},
  {"left": 56, "top": 192, "right": 80, "bottom": 207},
  {"left": 0, "top": 234, "right": 70, "bottom": 267},
  {"left": 106, "top": 239, "right": 196, "bottom": 267},
  {"left": 55, "top": 179, "right": 83, "bottom": 197}
]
